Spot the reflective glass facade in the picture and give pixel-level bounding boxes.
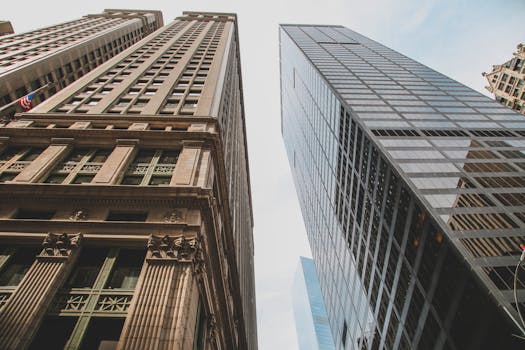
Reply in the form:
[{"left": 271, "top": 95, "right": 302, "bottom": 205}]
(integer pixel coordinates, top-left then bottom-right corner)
[
  {"left": 280, "top": 24, "right": 525, "bottom": 349},
  {"left": 293, "top": 256, "right": 336, "bottom": 350}
]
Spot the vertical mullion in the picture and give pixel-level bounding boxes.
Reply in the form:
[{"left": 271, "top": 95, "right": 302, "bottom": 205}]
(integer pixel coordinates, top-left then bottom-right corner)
[
  {"left": 141, "top": 150, "right": 161, "bottom": 185},
  {"left": 63, "top": 149, "right": 96, "bottom": 184},
  {"left": 63, "top": 248, "right": 120, "bottom": 349}
]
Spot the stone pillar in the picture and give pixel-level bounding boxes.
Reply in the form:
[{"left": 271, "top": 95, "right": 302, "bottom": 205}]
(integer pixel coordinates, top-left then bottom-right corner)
[
  {"left": 0, "top": 233, "right": 82, "bottom": 349},
  {"left": 12, "top": 138, "right": 73, "bottom": 183},
  {"left": 0, "top": 136, "right": 9, "bottom": 154},
  {"left": 91, "top": 139, "right": 138, "bottom": 185},
  {"left": 171, "top": 142, "right": 212, "bottom": 187},
  {"left": 118, "top": 235, "right": 201, "bottom": 350}
]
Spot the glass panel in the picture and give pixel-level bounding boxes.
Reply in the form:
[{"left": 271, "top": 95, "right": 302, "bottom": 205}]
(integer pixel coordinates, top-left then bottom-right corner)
[
  {"left": 149, "top": 176, "right": 171, "bottom": 186},
  {"left": 105, "top": 250, "right": 145, "bottom": 289},
  {"left": 67, "top": 248, "right": 107, "bottom": 288},
  {"left": 159, "top": 150, "right": 179, "bottom": 164},
  {"left": 72, "top": 174, "right": 94, "bottom": 184},
  {"left": 44, "top": 174, "right": 66, "bottom": 184},
  {"left": 0, "top": 248, "right": 38, "bottom": 286}
]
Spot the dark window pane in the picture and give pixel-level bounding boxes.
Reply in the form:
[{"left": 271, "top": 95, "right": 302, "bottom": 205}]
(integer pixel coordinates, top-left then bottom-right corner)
[
  {"left": 159, "top": 150, "right": 179, "bottom": 164},
  {"left": 121, "top": 176, "right": 142, "bottom": 185},
  {"left": 67, "top": 248, "right": 107, "bottom": 288},
  {"left": 79, "top": 318, "right": 124, "bottom": 350},
  {"left": 106, "top": 211, "right": 147, "bottom": 222},
  {"left": 0, "top": 248, "right": 38, "bottom": 286},
  {"left": 14, "top": 209, "right": 55, "bottom": 219},
  {"left": 72, "top": 175, "right": 94, "bottom": 184},
  {"left": 44, "top": 174, "right": 66, "bottom": 184},
  {"left": 149, "top": 176, "right": 170, "bottom": 186},
  {"left": 28, "top": 316, "right": 77, "bottom": 350},
  {"left": 106, "top": 250, "right": 145, "bottom": 289}
]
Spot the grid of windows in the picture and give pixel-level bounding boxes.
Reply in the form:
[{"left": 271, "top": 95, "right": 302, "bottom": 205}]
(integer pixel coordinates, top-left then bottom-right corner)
[
  {"left": 53, "top": 18, "right": 224, "bottom": 116},
  {"left": 281, "top": 25, "right": 524, "bottom": 350},
  {"left": 0, "top": 10, "right": 163, "bottom": 119}
]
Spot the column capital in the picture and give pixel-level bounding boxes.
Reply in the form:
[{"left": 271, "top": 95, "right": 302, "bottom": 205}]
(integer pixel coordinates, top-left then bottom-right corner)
[
  {"left": 38, "top": 232, "right": 82, "bottom": 259},
  {"left": 146, "top": 234, "right": 199, "bottom": 262}
]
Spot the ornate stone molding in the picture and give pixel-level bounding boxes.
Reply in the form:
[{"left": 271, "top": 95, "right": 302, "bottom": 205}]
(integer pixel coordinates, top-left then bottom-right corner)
[
  {"left": 147, "top": 235, "right": 198, "bottom": 261},
  {"left": 39, "top": 233, "right": 82, "bottom": 258},
  {"left": 207, "top": 314, "right": 218, "bottom": 343}
]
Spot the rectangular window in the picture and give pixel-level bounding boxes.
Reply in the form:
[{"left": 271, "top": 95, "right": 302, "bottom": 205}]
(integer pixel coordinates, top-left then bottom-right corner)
[
  {"left": 106, "top": 211, "right": 148, "bottom": 222},
  {"left": 14, "top": 209, "right": 56, "bottom": 219}
]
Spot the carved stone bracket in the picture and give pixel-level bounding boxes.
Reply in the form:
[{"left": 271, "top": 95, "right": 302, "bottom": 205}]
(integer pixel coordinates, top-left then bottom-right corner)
[
  {"left": 39, "top": 233, "right": 82, "bottom": 259},
  {"left": 163, "top": 209, "right": 185, "bottom": 223},
  {"left": 69, "top": 209, "right": 88, "bottom": 221},
  {"left": 147, "top": 235, "right": 198, "bottom": 261}
]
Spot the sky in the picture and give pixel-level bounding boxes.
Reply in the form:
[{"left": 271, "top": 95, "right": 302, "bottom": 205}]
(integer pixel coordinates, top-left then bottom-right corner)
[{"left": 3, "top": 0, "right": 524, "bottom": 348}]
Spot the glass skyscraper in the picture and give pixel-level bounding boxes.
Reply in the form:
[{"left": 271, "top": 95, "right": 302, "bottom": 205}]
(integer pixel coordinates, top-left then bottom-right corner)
[
  {"left": 280, "top": 24, "right": 525, "bottom": 349},
  {"left": 293, "top": 256, "right": 336, "bottom": 350}
]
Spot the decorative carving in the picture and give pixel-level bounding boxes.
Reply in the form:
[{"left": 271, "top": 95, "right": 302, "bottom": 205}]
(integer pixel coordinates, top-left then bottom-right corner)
[
  {"left": 51, "top": 294, "right": 88, "bottom": 312},
  {"left": 7, "top": 162, "right": 28, "bottom": 171},
  {"left": 207, "top": 314, "right": 218, "bottom": 342},
  {"left": 80, "top": 164, "right": 102, "bottom": 172},
  {"left": 154, "top": 165, "right": 175, "bottom": 173},
  {"left": 163, "top": 209, "right": 184, "bottom": 223},
  {"left": 147, "top": 235, "right": 198, "bottom": 261},
  {"left": 96, "top": 295, "right": 132, "bottom": 312},
  {"left": 69, "top": 209, "right": 88, "bottom": 221},
  {"left": 41, "top": 233, "right": 82, "bottom": 257},
  {"left": 0, "top": 292, "right": 11, "bottom": 309}
]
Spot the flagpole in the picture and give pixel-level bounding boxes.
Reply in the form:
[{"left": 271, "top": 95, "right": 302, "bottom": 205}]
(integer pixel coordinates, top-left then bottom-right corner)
[{"left": 0, "top": 82, "right": 54, "bottom": 119}]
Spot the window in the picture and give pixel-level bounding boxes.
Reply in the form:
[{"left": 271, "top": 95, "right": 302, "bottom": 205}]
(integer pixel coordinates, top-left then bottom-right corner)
[
  {"left": 105, "top": 250, "right": 145, "bottom": 289},
  {"left": 121, "top": 149, "right": 179, "bottom": 186},
  {"left": 14, "top": 209, "right": 56, "bottom": 219},
  {"left": 43, "top": 148, "right": 110, "bottom": 184},
  {"left": 0, "top": 248, "right": 38, "bottom": 286},
  {"left": 67, "top": 248, "right": 108, "bottom": 288},
  {"left": 106, "top": 211, "right": 148, "bottom": 222}
]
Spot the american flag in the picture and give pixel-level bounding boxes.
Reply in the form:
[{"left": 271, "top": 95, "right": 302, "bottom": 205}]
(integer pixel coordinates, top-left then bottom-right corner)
[{"left": 19, "top": 92, "right": 35, "bottom": 111}]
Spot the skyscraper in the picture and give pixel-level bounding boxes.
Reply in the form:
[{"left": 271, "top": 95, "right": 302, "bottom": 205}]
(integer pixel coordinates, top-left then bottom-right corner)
[
  {"left": 483, "top": 43, "right": 525, "bottom": 115},
  {"left": 0, "top": 11, "right": 256, "bottom": 350},
  {"left": 293, "top": 256, "right": 336, "bottom": 350},
  {"left": 0, "top": 9, "right": 163, "bottom": 119},
  {"left": 281, "top": 24, "right": 525, "bottom": 349}
]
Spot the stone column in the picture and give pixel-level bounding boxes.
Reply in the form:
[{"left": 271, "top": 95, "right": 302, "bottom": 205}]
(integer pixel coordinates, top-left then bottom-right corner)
[
  {"left": 0, "top": 233, "right": 82, "bottom": 349},
  {"left": 91, "top": 139, "right": 138, "bottom": 185},
  {"left": 118, "top": 235, "right": 201, "bottom": 350},
  {"left": 12, "top": 138, "right": 73, "bottom": 183},
  {"left": 171, "top": 142, "right": 212, "bottom": 188}
]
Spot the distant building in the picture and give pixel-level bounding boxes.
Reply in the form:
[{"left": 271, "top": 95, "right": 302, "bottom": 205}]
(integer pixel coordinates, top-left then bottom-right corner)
[
  {"left": 0, "top": 21, "right": 14, "bottom": 36},
  {"left": 0, "top": 9, "right": 164, "bottom": 119},
  {"left": 293, "top": 257, "right": 336, "bottom": 350},
  {"left": 483, "top": 44, "right": 525, "bottom": 115}
]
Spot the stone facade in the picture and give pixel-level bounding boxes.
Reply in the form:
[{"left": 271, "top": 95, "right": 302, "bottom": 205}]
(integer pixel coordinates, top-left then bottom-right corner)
[{"left": 0, "top": 11, "right": 256, "bottom": 350}]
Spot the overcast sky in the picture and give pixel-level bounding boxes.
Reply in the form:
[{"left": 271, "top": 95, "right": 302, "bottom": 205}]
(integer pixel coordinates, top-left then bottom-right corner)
[{"left": 3, "top": 0, "right": 524, "bottom": 348}]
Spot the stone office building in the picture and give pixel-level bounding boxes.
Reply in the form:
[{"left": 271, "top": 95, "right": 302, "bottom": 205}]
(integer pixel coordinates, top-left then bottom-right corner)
[
  {"left": 483, "top": 43, "right": 525, "bottom": 116},
  {"left": 281, "top": 24, "right": 525, "bottom": 349},
  {"left": 0, "top": 9, "right": 164, "bottom": 119},
  {"left": 0, "top": 11, "right": 256, "bottom": 350}
]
